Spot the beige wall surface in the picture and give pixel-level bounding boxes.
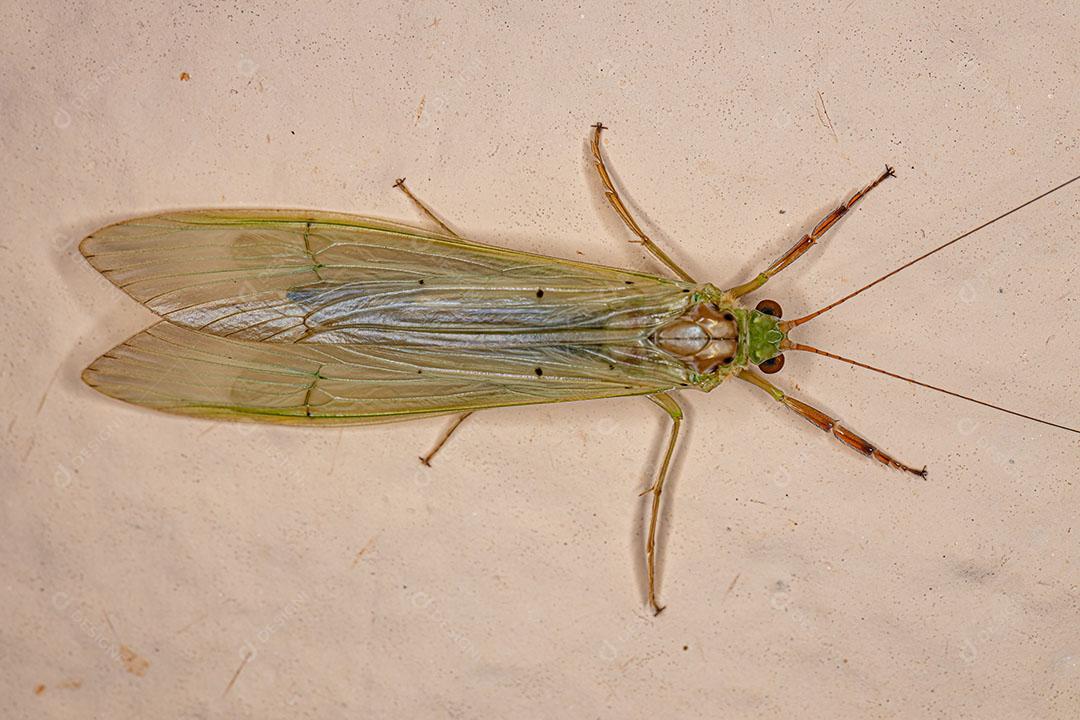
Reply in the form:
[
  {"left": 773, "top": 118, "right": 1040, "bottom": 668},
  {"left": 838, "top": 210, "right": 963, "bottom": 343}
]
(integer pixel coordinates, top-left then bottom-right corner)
[{"left": 3, "top": 2, "right": 1078, "bottom": 718}]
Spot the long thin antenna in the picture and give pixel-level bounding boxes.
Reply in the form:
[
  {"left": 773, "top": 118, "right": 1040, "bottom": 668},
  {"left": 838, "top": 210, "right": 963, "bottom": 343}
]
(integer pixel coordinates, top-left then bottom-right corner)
[
  {"left": 783, "top": 340, "right": 1079, "bottom": 434},
  {"left": 782, "top": 173, "right": 1080, "bottom": 331}
]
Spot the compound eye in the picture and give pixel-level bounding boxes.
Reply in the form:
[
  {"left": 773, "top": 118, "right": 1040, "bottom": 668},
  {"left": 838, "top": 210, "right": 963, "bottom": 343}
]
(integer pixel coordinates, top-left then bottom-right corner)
[
  {"left": 759, "top": 354, "right": 785, "bottom": 374},
  {"left": 755, "top": 299, "right": 783, "bottom": 318}
]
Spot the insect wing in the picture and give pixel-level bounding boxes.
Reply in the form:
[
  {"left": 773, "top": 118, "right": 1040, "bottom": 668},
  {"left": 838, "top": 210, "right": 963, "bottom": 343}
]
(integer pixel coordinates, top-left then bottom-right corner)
[
  {"left": 82, "top": 322, "right": 675, "bottom": 424},
  {"left": 79, "top": 209, "right": 692, "bottom": 344}
]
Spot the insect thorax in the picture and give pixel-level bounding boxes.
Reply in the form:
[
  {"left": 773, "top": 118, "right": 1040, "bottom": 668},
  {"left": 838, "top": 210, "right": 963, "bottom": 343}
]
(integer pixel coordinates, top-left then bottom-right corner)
[{"left": 653, "top": 301, "right": 739, "bottom": 374}]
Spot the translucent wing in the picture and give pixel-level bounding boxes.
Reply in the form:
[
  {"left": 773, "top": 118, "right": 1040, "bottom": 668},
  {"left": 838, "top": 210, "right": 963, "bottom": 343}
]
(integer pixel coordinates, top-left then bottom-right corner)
[
  {"left": 83, "top": 322, "right": 684, "bottom": 425},
  {"left": 80, "top": 209, "right": 693, "bottom": 345},
  {"left": 82, "top": 209, "right": 701, "bottom": 422}
]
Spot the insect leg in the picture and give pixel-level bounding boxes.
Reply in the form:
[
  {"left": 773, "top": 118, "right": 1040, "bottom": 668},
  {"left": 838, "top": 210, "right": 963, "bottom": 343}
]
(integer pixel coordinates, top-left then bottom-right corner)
[
  {"left": 726, "top": 166, "right": 895, "bottom": 297},
  {"left": 590, "top": 123, "right": 696, "bottom": 283},
  {"left": 393, "top": 177, "right": 460, "bottom": 237},
  {"left": 737, "top": 369, "right": 926, "bottom": 476},
  {"left": 642, "top": 391, "right": 684, "bottom": 615},
  {"left": 418, "top": 412, "right": 473, "bottom": 467}
]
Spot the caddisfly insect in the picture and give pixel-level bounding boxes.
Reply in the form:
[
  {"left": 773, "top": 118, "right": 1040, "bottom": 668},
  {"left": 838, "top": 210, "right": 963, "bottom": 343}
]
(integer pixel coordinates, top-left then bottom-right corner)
[{"left": 80, "top": 124, "right": 1078, "bottom": 613}]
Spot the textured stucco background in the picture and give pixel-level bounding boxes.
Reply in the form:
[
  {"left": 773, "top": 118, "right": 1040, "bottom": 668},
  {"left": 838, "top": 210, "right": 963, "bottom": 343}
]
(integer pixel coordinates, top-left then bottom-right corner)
[{"left": 2, "top": 2, "right": 1078, "bottom": 718}]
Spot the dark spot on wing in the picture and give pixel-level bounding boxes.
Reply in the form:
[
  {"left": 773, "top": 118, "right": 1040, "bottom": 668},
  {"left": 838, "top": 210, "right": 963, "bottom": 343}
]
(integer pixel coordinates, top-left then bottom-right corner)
[
  {"left": 536, "top": 289, "right": 544, "bottom": 298},
  {"left": 286, "top": 287, "right": 317, "bottom": 303},
  {"left": 534, "top": 367, "right": 543, "bottom": 376}
]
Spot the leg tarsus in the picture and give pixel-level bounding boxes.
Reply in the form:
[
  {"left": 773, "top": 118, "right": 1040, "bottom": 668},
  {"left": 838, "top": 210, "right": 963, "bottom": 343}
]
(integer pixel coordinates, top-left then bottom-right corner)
[
  {"left": 418, "top": 411, "right": 473, "bottom": 467},
  {"left": 642, "top": 392, "right": 684, "bottom": 615},
  {"left": 590, "top": 124, "right": 695, "bottom": 283},
  {"left": 393, "top": 177, "right": 460, "bottom": 238}
]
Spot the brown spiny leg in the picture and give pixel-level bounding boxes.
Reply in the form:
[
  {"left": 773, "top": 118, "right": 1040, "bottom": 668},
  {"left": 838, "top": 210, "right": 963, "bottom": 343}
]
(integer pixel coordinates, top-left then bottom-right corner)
[
  {"left": 418, "top": 412, "right": 473, "bottom": 467},
  {"left": 641, "top": 392, "right": 685, "bottom": 615},
  {"left": 393, "top": 177, "right": 460, "bottom": 237},
  {"left": 394, "top": 177, "right": 468, "bottom": 466},
  {"left": 727, "top": 166, "right": 895, "bottom": 297},
  {"left": 590, "top": 123, "right": 695, "bottom": 282},
  {"left": 737, "top": 370, "right": 926, "bottom": 476}
]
